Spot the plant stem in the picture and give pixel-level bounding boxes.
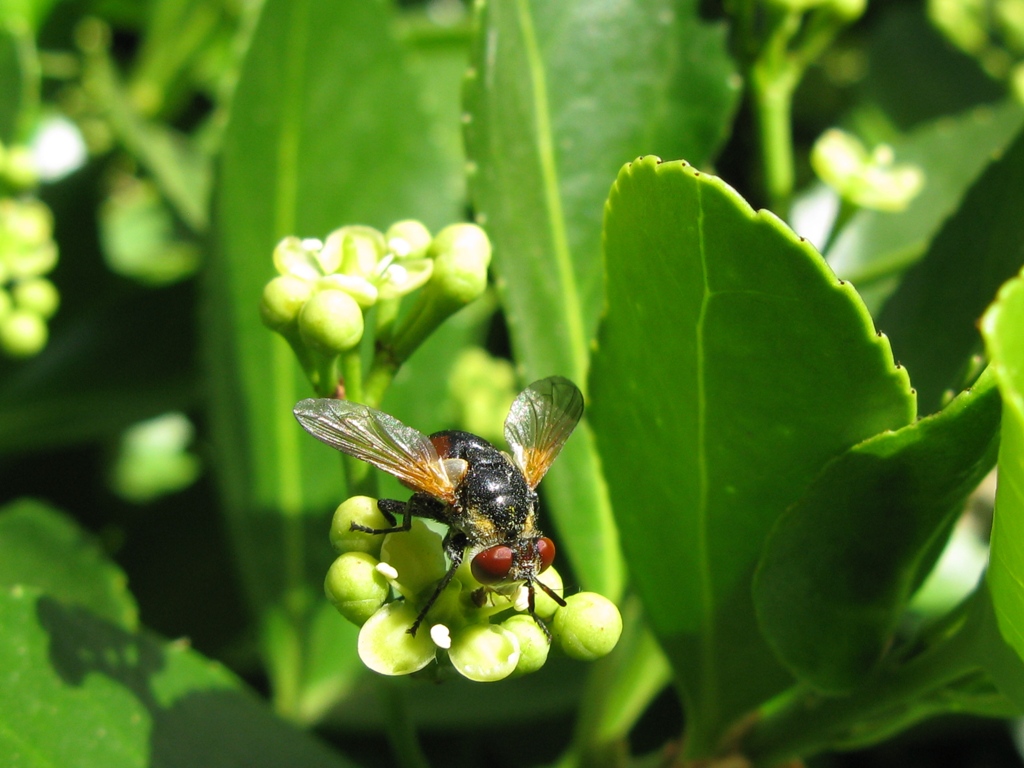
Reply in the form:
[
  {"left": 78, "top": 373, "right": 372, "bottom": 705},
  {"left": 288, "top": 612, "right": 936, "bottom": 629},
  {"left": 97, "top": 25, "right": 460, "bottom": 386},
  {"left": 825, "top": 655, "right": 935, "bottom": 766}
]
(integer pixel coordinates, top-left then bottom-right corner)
[
  {"left": 556, "top": 596, "right": 672, "bottom": 768},
  {"left": 339, "top": 347, "right": 378, "bottom": 497},
  {"left": 743, "top": 622, "right": 979, "bottom": 766},
  {"left": 743, "top": 7, "right": 851, "bottom": 217},
  {"left": 382, "top": 682, "right": 432, "bottom": 768},
  {"left": 750, "top": 47, "right": 799, "bottom": 217}
]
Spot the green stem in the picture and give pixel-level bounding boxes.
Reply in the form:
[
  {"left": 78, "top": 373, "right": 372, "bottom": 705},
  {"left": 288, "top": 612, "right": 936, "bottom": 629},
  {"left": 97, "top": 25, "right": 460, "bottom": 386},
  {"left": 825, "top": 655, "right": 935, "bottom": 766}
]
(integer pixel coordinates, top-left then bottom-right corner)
[
  {"left": 743, "top": 623, "right": 979, "bottom": 766},
  {"left": 751, "top": 60, "right": 798, "bottom": 216},
  {"left": 361, "top": 289, "right": 450, "bottom": 409},
  {"left": 374, "top": 297, "right": 401, "bottom": 345},
  {"left": 744, "top": 7, "right": 850, "bottom": 216},
  {"left": 556, "top": 596, "right": 672, "bottom": 768},
  {"left": 382, "top": 682, "right": 432, "bottom": 768},
  {"left": 339, "top": 347, "right": 377, "bottom": 497}
]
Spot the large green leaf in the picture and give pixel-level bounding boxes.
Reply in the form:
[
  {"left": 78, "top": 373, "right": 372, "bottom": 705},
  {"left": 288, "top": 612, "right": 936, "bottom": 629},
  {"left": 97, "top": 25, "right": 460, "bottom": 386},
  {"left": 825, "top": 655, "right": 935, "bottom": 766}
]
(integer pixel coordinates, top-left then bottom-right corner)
[
  {"left": 210, "top": 0, "right": 460, "bottom": 714},
  {"left": 877, "top": 126, "right": 1024, "bottom": 414},
  {"left": 824, "top": 101, "right": 1024, "bottom": 292},
  {"left": 754, "top": 367, "right": 1000, "bottom": 692},
  {"left": 590, "top": 157, "right": 916, "bottom": 755},
  {"left": 0, "top": 586, "right": 352, "bottom": 768},
  {"left": 981, "top": 267, "right": 1024, "bottom": 664},
  {"left": 0, "top": 498, "right": 138, "bottom": 630},
  {"left": 463, "top": 0, "right": 739, "bottom": 598}
]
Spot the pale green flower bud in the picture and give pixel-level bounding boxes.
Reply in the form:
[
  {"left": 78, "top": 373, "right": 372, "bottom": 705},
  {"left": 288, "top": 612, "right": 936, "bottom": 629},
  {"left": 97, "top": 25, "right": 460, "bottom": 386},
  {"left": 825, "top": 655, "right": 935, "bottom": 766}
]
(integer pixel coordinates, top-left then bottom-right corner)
[
  {"left": 829, "top": 0, "right": 866, "bottom": 21},
  {"left": 427, "top": 224, "right": 491, "bottom": 307},
  {"left": 317, "top": 273, "right": 378, "bottom": 308},
  {"left": 330, "top": 226, "right": 386, "bottom": 278},
  {"left": 531, "top": 567, "right": 564, "bottom": 620},
  {"left": 330, "top": 496, "right": 390, "bottom": 556},
  {"left": 298, "top": 289, "right": 364, "bottom": 354},
  {"left": 12, "top": 278, "right": 60, "bottom": 319},
  {"left": 325, "top": 552, "right": 390, "bottom": 626},
  {"left": 386, "top": 220, "right": 431, "bottom": 260},
  {"left": 501, "top": 614, "right": 551, "bottom": 676},
  {"left": 375, "top": 257, "right": 433, "bottom": 300},
  {"left": 447, "top": 624, "right": 520, "bottom": 682},
  {"left": 358, "top": 600, "right": 437, "bottom": 675},
  {"left": 552, "top": 592, "right": 622, "bottom": 661},
  {"left": 4, "top": 146, "right": 39, "bottom": 189},
  {"left": 8, "top": 241, "right": 58, "bottom": 280},
  {"left": 1, "top": 309, "right": 47, "bottom": 357},
  {"left": 259, "top": 275, "right": 312, "bottom": 331},
  {"left": 273, "top": 236, "right": 323, "bottom": 280},
  {"left": 379, "top": 519, "right": 448, "bottom": 601},
  {"left": 1, "top": 199, "right": 58, "bottom": 279}
]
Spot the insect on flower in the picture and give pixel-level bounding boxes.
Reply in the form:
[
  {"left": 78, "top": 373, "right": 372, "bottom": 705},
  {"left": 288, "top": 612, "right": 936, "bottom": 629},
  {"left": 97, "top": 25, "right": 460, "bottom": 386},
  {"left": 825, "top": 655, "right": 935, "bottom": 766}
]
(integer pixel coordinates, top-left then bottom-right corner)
[{"left": 293, "top": 376, "right": 584, "bottom": 639}]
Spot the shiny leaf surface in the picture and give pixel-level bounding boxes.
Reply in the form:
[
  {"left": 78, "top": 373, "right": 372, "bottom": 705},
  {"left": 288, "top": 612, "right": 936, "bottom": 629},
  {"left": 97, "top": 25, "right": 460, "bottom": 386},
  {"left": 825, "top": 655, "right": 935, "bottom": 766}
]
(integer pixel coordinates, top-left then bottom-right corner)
[{"left": 591, "top": 157, "right": 916, "bottom": 755}]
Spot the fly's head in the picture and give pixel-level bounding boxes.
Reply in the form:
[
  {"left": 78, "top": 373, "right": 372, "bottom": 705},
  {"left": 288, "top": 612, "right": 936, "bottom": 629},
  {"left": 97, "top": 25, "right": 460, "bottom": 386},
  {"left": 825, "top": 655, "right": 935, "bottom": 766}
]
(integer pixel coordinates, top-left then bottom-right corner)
[{"left": 470, "top": 534, "right": 557, "bottom": 594}]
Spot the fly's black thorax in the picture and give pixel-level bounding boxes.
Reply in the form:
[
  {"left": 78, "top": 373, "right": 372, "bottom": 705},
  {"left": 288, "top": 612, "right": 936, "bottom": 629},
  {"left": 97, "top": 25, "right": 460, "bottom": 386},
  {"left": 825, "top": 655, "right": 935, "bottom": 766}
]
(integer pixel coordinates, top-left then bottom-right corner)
[{"left": 430, "top": 430, "right": 537, "bottom": 546}]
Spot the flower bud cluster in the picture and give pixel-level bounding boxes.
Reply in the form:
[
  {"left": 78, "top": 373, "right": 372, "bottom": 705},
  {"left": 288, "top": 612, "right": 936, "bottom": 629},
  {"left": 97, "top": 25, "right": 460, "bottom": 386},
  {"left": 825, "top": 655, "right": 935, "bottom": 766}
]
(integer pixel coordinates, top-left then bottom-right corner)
[
  {"left": 324, "top": 496, "right": 623, "bottom": 681},
  {"left": 0, "top": 197, "right": 60, "bottom": 358},
  {"left": 260, "top": 220, "right": 491, "bottom": 395},
  {"left": 811, "top": 129, "right": 924, "bottom": 212}
]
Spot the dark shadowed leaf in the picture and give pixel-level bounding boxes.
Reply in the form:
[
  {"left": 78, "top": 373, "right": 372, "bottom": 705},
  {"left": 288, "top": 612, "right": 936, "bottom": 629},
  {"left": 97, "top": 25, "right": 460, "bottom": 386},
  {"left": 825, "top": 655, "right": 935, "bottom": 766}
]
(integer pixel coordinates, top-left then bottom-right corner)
[{"left": 755, "top": 368, "right": 1000, "bottom": 692}]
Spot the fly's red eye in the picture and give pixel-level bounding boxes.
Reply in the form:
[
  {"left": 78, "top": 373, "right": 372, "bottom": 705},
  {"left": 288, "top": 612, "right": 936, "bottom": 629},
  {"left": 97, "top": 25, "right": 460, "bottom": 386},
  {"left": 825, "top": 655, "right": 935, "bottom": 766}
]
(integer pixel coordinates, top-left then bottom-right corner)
[
  {"left": 536, "top": 537, "right": 556, "bottom": 572},
  {"left": 471, "top": 546, "right": 514, "bottom": 584}
]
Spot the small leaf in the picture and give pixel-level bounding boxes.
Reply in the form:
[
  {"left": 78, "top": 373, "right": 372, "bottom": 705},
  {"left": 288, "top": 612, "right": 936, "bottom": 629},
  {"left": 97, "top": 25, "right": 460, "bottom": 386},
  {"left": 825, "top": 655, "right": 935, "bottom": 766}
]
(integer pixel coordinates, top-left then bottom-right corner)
[
  {"left": 0, "top": 498, "right": 138, "bottom": 629},
  {"left": 591, "top": 157, "right": 916, "bottom": 755},
  {"left": 981, "top": 267, "right": 1024, "bottom": 665},
  {"left": 754, "top": 368, "right": 1000, "bottom": 692},
  {"left": 0, "top": 586, "right": 354, "bottom": 768}
]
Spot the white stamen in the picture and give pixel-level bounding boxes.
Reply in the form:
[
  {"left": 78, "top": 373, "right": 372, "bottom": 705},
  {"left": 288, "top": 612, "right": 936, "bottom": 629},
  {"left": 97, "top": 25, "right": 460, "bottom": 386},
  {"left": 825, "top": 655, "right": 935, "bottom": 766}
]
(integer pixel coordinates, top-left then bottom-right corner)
[
  {"left": 430, "top": 624, "right": 452, "bottom": 649},
  {"left": 375, "top": 562, "right": 399, "bottom": 581},
  {"left": 388, "top": 237, "right": 412, "bottom": 258},
  {"left": 514, "top": 585, "right": 530, "bottom": 613}
]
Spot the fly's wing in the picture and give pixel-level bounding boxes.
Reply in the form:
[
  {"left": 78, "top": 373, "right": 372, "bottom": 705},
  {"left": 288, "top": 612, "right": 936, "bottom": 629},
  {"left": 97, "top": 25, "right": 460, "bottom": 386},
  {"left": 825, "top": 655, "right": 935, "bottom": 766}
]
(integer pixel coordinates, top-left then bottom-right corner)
[
  {"left": 294, "top": 398, "right": 457, "bottom": 504},
  {"left": 504, "top": 376, "right": 584, "bottom": 489}
]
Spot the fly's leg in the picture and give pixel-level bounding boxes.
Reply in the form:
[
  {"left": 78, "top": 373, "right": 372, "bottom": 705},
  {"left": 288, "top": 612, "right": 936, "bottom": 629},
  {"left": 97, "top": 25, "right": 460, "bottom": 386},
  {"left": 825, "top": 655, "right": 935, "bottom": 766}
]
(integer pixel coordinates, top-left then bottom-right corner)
[
  {"left": 407, "top": 531, "right": 467, "bottom": 636},
  {"left": 526, "top": 579, "right": 567, "bottom": 642},
  {"left": 349, "top": 498, "right": 414, "bottom": 535}
]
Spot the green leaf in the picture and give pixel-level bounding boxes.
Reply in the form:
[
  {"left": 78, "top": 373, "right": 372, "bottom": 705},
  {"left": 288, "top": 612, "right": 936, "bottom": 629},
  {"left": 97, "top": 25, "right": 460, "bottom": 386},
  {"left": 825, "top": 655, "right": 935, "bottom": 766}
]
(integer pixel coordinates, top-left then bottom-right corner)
[
  {"left": 825, "top": 101, "right": 1024, "bottom": 293},
  {"left": 590, "top": 157, "right": 916, "bottom": 755},
  {"left": 754, "top": 367, "right": 1000, "bottom": 693},
  {"left": 877, "top": 126, "right": 1024, "bottom": 414},
  {"left": 0, "top": 586, "right": 353, "bottom": 768},
  {"left": 858, "top": 6, "right": 1005, "bottom": 130},
  {"left": 463, "top": 0, "right": 739, "bottom": 598},
  {"left": 965, "top": 580, "right": 1024, "bottom": 712},
  {"left": 981, "top": 267, "right": 1024, "bottom": 666},
  {"left": 210, "top": 0, "right": 460, "bottom": 716},
  {"left": 0, "top": 498, "right": 138, "bottom": 630}
]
